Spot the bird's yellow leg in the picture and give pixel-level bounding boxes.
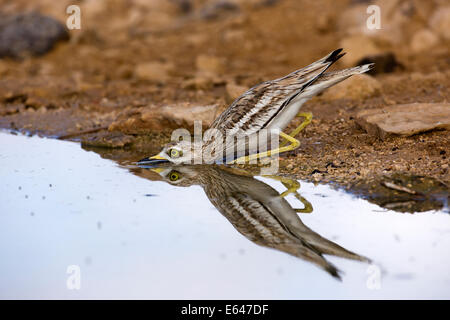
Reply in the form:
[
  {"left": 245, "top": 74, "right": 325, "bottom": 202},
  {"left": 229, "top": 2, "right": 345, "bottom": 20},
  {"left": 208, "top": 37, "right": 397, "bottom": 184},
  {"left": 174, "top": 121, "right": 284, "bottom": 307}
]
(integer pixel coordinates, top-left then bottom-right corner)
[
  {"left": 262, "top": 175, "right": 300, "bottom": 197},
  {"left": 280, "top": 112, "right": 313, "bottom": 147},
  {"left": 230, "top": 131, "right": 300, "bottom": 164},
  {"left": 293, "top": 194, "right": 313, "bottom": 214},
  {"left": 262, "top": 175, "right": 313, "bottom": 214}
]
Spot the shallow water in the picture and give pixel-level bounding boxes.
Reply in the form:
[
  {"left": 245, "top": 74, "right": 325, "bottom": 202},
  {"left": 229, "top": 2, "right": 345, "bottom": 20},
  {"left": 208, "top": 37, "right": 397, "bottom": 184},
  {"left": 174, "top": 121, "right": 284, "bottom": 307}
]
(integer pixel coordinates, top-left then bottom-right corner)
[{"left": 0, "top": 132, "right": 449, "bottom": 299}]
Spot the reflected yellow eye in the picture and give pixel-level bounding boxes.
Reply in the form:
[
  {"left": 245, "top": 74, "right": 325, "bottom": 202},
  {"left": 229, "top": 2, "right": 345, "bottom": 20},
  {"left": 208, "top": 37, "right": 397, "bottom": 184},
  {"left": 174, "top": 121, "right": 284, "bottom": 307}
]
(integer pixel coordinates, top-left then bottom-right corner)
[
  {"left": 169, "top": 171, "right": 180, "bottom": 181},
  {"left": 169, "top": 149, "right": 182, "bottom": 158}
]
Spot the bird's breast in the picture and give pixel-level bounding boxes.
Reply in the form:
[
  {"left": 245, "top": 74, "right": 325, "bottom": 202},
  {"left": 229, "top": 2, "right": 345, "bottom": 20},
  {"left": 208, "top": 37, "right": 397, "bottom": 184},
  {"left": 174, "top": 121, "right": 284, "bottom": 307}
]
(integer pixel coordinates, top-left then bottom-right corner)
[{"left": 265, "top": 98, "right": 307, "bottom": 131}]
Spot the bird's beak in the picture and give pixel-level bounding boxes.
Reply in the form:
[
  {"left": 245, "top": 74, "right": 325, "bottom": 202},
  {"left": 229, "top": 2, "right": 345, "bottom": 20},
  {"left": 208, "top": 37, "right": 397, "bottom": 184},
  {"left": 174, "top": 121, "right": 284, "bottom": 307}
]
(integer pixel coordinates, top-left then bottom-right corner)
[
  {"left": 150, "top": 167, "right": 165, "bottom": 174},
  {"left": 137, "top": 154, "right": 169, "bottom": 166}
]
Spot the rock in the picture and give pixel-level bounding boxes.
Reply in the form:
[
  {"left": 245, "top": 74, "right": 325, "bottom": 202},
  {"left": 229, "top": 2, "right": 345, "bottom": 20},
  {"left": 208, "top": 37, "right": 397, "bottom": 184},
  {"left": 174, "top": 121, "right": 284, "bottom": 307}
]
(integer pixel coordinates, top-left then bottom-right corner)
[
  {"left": 182, "top": 76, "right": 214, "bottom": 90},
  {"left": 0, "top": 12, "right": 69, "bottom": 59},
  {"left": 159, "top": 103, "right": 218, "bottom": 129},
  {"left": 429, "top": 6, "right": 450, "bottom": 40},
  {"left": 81, "top": 131, "right": 135, "bottom": 148},
  {"left": 108, "top": 107, "right": 159, "bottom": 134},
  {"left": 196, "top": 55, "right": 226, "bottom": 75},
  {"left": 108, "top": 103, "right": 219, "bottom": 134},
  {"left": 321, "top": 74, "right": 381, "bottom": 101},
  {"left": 226, "top": 82, "right": 248, "bottom": 102},
  {"left": 356, "top": 103, "right": 450, "bottom": 140},
  {"left": 134, "top": 61, "right": 173, "bottom": 82},
  {"left": 339, "top": 35, "right": 381, "bottom": 67},
  {"left": 410, "top": 29, "right": 439, "bottom": 52}
]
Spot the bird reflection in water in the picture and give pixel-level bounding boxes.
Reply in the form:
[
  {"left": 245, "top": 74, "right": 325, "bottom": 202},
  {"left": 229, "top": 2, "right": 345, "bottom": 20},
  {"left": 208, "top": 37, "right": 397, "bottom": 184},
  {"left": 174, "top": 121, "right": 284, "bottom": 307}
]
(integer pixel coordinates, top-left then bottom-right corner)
[{"left": 133, "top": 164, "right": 370, "bottom": 279}]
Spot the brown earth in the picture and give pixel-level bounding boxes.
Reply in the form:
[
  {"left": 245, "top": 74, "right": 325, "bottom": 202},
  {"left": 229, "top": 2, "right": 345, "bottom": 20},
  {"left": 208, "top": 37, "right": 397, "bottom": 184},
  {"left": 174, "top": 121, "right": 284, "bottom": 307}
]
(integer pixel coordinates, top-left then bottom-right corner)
[{"left": 0, "top": 0, "right": 449, "bottom": 209}]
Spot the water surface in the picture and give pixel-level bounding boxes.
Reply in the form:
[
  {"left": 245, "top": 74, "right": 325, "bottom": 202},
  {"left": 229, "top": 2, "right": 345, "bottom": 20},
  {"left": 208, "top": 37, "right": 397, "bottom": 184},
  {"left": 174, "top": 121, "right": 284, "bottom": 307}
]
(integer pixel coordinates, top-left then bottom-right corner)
[{"left": 0, "top": 132, "right": 449, "bottom": 299}]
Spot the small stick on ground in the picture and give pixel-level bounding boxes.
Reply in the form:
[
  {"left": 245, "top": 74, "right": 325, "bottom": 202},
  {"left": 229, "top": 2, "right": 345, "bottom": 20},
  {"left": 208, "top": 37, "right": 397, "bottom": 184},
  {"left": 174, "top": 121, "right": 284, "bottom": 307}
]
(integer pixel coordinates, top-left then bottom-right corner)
[{"left": 381, "top": 181, "right": 423, "bottom": 196}]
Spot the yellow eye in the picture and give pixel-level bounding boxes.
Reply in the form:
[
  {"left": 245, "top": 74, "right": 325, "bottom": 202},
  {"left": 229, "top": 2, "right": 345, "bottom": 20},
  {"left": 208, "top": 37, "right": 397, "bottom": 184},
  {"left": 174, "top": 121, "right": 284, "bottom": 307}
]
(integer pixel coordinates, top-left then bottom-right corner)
[
  {"left": 169, "top": 149, "right": 182, "bottom": 158},
  {"left": 169, "top": 171, "right": 180, "bottom": 181}
]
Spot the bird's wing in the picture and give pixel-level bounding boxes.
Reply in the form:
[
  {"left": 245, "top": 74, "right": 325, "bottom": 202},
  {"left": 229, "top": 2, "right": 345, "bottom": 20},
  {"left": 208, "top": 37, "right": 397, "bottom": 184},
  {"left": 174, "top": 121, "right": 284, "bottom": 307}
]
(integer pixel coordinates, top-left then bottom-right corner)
[
  {"left": 210, "top": 48, "right": 346, "bottom": 136},
  {"left": 204, "top": 171, "right": 368, "bottom": 279},
  {"left": 232, "top": 192, "right": 347, "bottom": 278},
  {"left": 207, "top": 186, "right": 343, "bottom": 278}
]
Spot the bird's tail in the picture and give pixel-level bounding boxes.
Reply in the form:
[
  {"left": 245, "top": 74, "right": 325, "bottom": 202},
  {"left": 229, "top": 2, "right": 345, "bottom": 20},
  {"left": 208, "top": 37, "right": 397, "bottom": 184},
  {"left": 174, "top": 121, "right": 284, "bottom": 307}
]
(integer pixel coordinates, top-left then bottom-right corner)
[
  {"left": 285, "top": 243, "right": 343, "bottom": 280},
  {"left": 281, "top": 48, "right": 373, "bottom": 99},
  {"left": 321, "top": 63, "right": 374, "bottom": 83},
  {"left": 280, "top": 48, "right": 346, "bottom": 91},
  {"left": 301, "top": 63, "right": 375, "bottom": 97},
  {"left": 291, "top": 221, "right": 371, "bottom": 263}
]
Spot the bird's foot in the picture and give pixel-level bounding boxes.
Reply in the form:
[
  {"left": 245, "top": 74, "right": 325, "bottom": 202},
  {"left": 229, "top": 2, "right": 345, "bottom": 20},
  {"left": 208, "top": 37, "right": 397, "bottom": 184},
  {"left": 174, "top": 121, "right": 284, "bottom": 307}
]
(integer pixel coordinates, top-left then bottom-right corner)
[
  {"left": 229, "top": 131, "right": 300, "bottom": 164},
  {"left": 280, "top": 112, "right": 313, "bottom": 147}
]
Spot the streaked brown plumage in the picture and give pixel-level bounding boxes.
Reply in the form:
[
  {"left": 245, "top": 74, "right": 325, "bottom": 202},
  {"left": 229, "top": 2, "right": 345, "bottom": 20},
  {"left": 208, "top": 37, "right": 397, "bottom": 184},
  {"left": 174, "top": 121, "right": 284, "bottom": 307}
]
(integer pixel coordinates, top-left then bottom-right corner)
[
  {"left": 134, "top": 164, "right": 370, "bottom": 279},
  {"left": 139, "top": 48, "right": 373, "bottom": 164}
]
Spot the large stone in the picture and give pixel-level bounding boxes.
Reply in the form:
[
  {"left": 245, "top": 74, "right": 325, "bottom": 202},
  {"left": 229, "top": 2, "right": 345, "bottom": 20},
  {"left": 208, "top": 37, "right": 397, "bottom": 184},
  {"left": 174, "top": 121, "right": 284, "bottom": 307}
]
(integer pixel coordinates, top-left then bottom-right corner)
[
  {"left": 321, "top": 74, "right": 382, "bottom": 101},
  {"left": 108, "top": 103, "right": 219, "bottom": 134},
  {"left": 158, "top": 103, "right": 218, "bottom": 129},
  {"left": 356, "top": 103, "right": 450, "bottom": 140},
  {"left": 0, "top": 12, "right": 69, "bottom": 59}
]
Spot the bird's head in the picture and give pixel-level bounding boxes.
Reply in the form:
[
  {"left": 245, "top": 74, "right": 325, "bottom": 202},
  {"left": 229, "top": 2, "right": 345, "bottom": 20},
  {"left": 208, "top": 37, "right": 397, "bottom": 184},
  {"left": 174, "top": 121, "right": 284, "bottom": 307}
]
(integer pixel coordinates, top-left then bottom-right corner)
[
  {"left": 138, "top": 140, "right": 194, "bottom": 165},
  {"left": 149, "top": 165, "right": 200, "bottom": 187}
]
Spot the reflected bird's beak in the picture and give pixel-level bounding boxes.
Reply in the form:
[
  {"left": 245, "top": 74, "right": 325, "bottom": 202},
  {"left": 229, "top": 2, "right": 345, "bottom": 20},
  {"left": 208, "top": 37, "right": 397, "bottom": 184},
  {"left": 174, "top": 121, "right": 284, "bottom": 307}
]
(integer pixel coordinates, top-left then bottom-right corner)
[
  {"left": 150, "top": 167, "right": 165, "bottom": 174},
  {"left": 137, "top": 154, "right": 169, "bottom": 166}
]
